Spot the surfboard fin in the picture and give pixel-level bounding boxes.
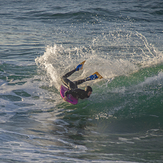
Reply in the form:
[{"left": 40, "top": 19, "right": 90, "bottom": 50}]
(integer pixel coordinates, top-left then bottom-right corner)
[
  {"left": 76, "top": 60, "right": 86, "bottom": 71},
  {"left": 86, "top": 72, "right": 103, "bottom": 81}
]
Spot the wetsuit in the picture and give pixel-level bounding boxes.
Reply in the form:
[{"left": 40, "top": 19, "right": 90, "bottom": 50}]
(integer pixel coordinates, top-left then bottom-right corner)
[{"left": 61, "top": 69, "right": 90, "bottom": 99}]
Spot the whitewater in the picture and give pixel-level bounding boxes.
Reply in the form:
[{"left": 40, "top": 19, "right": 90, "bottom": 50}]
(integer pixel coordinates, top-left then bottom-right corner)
[{"left": 0, "top": 0, "right": 163, "bottom": 162}]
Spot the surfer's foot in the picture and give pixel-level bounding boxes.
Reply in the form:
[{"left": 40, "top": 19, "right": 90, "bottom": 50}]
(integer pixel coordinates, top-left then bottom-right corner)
[
  {"left": 76, "top": 64, "right": 82, "bottom": 71},
  {"left": 75, "top": 60, "right": 86, "bottom": 71},
  {"left": 86, "top": 74, "right": 98, "bottom": 81}
]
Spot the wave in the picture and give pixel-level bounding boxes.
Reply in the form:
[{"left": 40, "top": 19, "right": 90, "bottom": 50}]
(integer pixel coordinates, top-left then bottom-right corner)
[{"left": 35, "top": 30, "right": 163, "bottom": 132}]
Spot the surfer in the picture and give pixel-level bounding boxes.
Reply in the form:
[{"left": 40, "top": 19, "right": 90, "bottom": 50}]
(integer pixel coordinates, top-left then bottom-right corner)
[{"left": 61, "top": 62, "right": 93, "bottom": 101}]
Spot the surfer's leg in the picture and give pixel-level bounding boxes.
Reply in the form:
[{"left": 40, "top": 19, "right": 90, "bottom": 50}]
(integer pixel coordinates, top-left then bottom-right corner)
[
  {"left": 74, "top": 77, "right": 91, "bottom": 86},
  {"left": 61, "top": 77, "right": 76, "bottom": 89},
  {"left": 62, "top": 69, "right": 76, "bottom": 78},
  {"left": 74, "top": 79, "right": 85, "bottom": 86},
  {"left": 61, "top": 69, "right": 76, "bottom": 89}
]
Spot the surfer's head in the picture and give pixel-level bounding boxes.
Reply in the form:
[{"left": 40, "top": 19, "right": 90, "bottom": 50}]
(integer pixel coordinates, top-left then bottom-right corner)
[{"left": 85, "top": 86, "right": 92, "bottom": 97}]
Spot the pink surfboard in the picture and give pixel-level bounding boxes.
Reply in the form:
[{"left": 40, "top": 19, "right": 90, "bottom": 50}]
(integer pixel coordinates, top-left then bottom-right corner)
[{"left": 60, "top": 85, "right": 78, "bottom": 105}]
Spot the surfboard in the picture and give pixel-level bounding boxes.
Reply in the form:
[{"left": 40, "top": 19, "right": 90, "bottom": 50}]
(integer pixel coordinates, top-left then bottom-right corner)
[{"left": 60, "top": 85, "right": 78, "bottom": 105}]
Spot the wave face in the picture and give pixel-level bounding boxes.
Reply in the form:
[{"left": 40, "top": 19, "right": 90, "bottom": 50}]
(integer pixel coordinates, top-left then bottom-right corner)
[{"left": 1, "top": 0, "right": 163, "bottom": 162}]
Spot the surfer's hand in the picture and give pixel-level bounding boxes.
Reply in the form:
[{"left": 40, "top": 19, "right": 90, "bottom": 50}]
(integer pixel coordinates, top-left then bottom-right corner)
[{"left": 63, "top": 96, "right": 68, "bottom": 101}]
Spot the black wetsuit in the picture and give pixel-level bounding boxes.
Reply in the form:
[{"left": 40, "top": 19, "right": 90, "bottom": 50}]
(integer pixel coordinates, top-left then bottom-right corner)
[{"left": 61, "top": 69, "right": 90, "bottom": 99}]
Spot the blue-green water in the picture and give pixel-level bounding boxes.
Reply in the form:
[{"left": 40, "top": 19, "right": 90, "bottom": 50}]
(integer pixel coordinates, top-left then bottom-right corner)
[{"left": 0, "top": 0, "right": 163, "bottom": 162}]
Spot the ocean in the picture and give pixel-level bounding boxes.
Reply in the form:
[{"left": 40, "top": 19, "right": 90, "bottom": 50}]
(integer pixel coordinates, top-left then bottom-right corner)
[{"left": 0, "top": 0, "right": 163, "bottom": 162}]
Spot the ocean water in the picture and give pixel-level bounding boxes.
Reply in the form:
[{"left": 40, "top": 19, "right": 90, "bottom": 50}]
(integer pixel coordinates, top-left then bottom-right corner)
[{"left": 0, "top": 0, "right": 163, "bottom": 162}]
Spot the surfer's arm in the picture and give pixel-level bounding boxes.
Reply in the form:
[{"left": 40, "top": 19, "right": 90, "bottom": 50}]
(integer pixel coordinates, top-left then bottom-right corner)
[
  {"left": 64, "top": 90, "right": 73, "bottom": 97},
  {"left": 63, "top": 90, "right": 72, "bottom": 101}
]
